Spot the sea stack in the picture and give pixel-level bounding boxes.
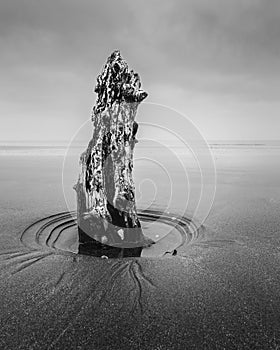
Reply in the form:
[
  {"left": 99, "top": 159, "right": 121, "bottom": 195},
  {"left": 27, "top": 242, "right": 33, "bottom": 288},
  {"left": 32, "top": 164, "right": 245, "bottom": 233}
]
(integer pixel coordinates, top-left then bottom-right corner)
[{"left": 74, "top": 50, "right": 153, "bottom": 257}]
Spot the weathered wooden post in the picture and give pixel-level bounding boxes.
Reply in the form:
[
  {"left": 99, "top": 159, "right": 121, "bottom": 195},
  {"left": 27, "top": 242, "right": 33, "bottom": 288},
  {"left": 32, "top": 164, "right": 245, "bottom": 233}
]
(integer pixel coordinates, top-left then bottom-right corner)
[{"left": 74, "top": 50, "right": 154, "bottom": 257}]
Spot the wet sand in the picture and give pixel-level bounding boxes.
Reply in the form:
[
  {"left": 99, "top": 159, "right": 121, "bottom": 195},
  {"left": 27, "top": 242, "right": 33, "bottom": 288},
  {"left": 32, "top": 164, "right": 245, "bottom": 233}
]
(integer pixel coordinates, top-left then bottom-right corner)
[{"left": 1, "top": 145, "right": 280, "bottom": 349}]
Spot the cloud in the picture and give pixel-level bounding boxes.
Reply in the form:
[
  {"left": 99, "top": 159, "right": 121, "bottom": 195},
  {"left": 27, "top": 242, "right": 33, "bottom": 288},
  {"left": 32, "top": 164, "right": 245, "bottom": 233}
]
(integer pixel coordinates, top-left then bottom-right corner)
[{"left": 0, "top": 0, "right": 279, "bottom": 140}]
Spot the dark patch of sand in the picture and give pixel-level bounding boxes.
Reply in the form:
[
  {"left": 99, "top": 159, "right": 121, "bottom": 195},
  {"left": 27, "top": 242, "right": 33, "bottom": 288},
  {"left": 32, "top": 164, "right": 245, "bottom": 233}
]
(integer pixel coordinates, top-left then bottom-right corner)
[{"left": 1, "top": 152, "right": 280, "bottom": 349}]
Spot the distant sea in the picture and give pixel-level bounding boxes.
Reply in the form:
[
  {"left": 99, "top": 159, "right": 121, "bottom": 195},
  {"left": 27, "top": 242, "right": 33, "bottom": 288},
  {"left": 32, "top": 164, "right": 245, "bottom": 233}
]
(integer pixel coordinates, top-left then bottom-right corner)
[{"left": 0, "top": 140, "right": 280, "bottom": 156}]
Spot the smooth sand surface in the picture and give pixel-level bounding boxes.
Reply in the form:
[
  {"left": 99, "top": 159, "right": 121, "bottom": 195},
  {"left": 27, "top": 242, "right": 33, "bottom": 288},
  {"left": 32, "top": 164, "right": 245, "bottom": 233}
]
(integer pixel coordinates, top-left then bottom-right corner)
[{"left": 1, "top": 145, "right": 280, "bottom": 349}]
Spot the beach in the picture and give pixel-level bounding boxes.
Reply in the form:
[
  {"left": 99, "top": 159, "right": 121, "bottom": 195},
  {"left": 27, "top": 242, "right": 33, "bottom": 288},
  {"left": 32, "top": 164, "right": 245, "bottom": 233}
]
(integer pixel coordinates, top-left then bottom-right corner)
[{"left": 0, "top": 141, "right": 280, "bottom": 349}]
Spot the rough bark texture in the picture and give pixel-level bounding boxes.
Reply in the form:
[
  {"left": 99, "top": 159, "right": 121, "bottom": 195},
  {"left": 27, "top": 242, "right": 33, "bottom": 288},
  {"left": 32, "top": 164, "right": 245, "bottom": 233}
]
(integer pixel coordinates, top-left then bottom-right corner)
[{"left": 74, "top": 50, "right": 151, "bottom": 257}]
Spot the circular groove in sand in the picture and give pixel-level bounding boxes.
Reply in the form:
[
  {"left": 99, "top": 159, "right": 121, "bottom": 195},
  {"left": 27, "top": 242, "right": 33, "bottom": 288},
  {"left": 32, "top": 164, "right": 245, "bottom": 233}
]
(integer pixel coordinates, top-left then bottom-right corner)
[{"left": 20, "top": 211, "right": 199, "bottom": 256}]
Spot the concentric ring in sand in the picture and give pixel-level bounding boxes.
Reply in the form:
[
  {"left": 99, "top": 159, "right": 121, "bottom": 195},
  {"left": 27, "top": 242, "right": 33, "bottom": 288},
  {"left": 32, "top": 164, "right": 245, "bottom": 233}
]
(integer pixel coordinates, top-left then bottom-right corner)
[{"left": 20, "top": 210, "right": 199, "bottom": 257}]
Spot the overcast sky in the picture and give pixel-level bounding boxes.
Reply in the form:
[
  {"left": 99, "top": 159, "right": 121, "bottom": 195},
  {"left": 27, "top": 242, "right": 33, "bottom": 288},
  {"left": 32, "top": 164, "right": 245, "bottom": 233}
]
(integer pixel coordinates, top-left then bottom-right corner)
[{"left": 0, "top": 0, "right": 279, "bottom": 141}]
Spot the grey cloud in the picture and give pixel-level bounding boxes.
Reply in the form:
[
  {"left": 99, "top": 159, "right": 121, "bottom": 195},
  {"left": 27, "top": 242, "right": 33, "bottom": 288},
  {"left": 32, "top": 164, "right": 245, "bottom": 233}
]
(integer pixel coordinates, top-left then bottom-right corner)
[{"left": 0, "top": 0, "right": 279, "bottom": 140}]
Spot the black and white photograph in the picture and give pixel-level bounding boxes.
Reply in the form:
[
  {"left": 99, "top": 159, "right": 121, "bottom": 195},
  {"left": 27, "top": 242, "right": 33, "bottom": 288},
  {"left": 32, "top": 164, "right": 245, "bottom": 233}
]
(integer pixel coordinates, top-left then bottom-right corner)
[{"left": 0, "top": 1, "right": 280, "bottom": 349}]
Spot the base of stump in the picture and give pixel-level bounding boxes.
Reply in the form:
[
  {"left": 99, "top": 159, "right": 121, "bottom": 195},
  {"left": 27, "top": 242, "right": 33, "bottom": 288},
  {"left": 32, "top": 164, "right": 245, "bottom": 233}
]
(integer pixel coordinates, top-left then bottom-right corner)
[{"left": 78, "top": 227, "right": 143, "bottom": 258}]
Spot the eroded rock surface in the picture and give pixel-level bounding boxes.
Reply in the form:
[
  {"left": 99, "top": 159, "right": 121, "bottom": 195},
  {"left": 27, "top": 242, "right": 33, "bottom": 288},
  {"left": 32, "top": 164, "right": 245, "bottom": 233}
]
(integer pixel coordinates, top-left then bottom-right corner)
[{"left": 74, "top": 50, "right": 152, "bottom": 257}]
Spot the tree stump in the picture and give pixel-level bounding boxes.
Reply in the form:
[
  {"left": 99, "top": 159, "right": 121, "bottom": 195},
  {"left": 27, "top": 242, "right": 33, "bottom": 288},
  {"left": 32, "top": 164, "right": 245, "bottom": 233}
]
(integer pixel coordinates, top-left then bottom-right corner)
[{"left": 74, "top": 50, "right": 153, "bottom": 258}]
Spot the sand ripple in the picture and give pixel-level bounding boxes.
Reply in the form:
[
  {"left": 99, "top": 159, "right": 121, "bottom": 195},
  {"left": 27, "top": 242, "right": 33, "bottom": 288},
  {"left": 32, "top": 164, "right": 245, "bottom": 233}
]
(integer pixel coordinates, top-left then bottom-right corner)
[{"left": 19, "top": 210, "right": 199, "bottom": 258}]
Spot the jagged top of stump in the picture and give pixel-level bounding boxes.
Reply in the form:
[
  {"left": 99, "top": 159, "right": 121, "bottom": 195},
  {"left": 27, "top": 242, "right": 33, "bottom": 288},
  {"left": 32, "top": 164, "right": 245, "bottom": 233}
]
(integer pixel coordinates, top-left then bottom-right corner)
[{"left": 92, "top": 50, "right": 148, "bottom": 116}]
